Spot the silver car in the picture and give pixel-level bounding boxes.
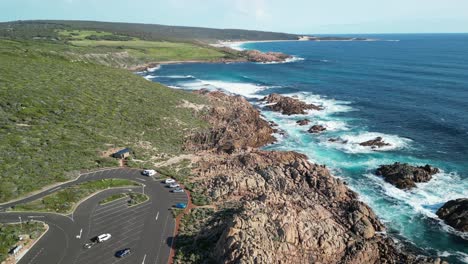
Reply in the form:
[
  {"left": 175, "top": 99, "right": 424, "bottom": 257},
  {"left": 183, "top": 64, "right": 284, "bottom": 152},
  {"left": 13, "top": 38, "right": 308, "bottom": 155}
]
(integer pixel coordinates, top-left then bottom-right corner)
[{"left": 172, "top": 188, "right": 184, "bottom": 193}]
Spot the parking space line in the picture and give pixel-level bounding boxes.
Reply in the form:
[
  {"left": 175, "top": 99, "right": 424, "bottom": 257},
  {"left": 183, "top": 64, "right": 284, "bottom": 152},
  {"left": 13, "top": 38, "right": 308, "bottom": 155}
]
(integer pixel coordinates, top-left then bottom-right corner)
[
  {"left": 93, "top": 204, "right": 151, "bottom": 224},
  {"left": 93, "top": 204, "right": 128, "bottom": 218},
  {"left": 95, "top": 199, "right": 128, "bottom": 212}
]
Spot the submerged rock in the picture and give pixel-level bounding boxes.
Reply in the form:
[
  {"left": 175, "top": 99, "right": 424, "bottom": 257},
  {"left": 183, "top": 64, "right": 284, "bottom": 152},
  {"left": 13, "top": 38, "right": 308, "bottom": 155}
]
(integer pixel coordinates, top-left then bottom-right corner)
[
  {"left": 308, "top": 124, "right": 326, "bottom": 133},
  {"left": 261, "top": 93, "right": 322, "bottom": 115},
  {"left": 296, "top": 119, "right": 311, "bottom": 126},
  {"left": 436, "top": 198, "right": 468, "bottom": 232},
  {"left": 359, "top": 137, "right": 390, "bottom": 149},
  {"left": 376, "top": 162, "right": 439, "bottom": 189}
]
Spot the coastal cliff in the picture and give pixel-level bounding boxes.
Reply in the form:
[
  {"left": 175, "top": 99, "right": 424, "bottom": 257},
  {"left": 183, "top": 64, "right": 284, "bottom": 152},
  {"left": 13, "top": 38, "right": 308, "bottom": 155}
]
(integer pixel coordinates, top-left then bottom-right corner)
[{"left": 177, "top": 91, "right": 440, "bottom": 264}]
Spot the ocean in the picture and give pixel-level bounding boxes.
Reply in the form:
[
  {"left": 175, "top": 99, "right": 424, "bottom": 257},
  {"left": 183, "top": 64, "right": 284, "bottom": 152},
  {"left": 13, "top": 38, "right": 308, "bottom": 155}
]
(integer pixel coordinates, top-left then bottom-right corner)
[{"left": 141, "top": 34, "right": 468, "bottom": 263}]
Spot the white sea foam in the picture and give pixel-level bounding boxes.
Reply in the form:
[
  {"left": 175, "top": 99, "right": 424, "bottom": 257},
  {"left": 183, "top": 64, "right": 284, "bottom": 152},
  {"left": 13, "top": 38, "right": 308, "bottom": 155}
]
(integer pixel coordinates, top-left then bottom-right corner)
[
  {"left": 366, "top": 170, "right": 468, "bottom": 239},
  {"left": 177, "top": 79, "right": 271, "bottom": 98},
  {"left": 155, "top": 75, "right": 195, "bottom": 79},
  {"left": 314, "top": 120, "right": 350, "bottom": 131},
  {"left": 201, "top": 80, "right": 269, "bottom": 98},
  {"left": 324, "top": 132, "right": 412, "bottom": 153},
  {"left": 258, "top": 56, "right": 305, "bottom": 64},
  {"left": 147, "top": 65, "right": 161, "bottom": 72},
  {"left": 144, "top": 75, "right": 157, "bottom": 80}
]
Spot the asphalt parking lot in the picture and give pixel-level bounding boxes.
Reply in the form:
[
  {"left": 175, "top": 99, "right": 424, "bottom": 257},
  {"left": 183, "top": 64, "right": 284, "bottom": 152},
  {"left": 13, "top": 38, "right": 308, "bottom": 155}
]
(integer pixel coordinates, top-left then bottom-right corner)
[{"left": 0, "top": 168, "right": 188, "bottom": 264}]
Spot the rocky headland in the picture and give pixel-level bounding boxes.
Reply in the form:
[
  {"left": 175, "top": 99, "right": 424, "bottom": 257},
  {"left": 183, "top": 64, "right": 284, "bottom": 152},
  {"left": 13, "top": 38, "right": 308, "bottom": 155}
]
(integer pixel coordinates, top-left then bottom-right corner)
[
  {"left": 240, "top": 49, "right": 292, "bottom": 63},
  {"left": 179, "top": 91, "right": 441, "bottom": 263},
  {"left": 436, "top": 198, "right": 468, "bottom": 232},
  {"left": 375, "top": 162, "right": 439, "bottom": 189},
  {"left": 261, "top": 93, "right": 322, "bottom": 115}
]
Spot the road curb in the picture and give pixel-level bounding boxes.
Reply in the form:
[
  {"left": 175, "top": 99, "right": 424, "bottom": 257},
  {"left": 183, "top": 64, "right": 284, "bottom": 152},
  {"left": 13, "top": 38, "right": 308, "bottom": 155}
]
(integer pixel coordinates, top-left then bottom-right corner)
[
  {"left": 167, "top": 185, "right": 193, "bottom": 264},
  {"left": 14, "top": 221, "right": 49, "bottom": 263}
]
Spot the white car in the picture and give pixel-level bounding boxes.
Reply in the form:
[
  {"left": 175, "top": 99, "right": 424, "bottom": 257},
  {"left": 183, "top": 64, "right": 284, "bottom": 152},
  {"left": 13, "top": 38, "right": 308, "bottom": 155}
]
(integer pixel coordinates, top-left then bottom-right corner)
[
  {"left": 164, "top": 178, "right": 176, "bottom": 184},
  {"left": 142, "top": 169, "right": 156, "bottom": 177},
  {"left": 97, "top": 233, "right": 111, "bottom": 243},
  {"left": 169, "top": 183, "right": 180, "bottom": 188}
]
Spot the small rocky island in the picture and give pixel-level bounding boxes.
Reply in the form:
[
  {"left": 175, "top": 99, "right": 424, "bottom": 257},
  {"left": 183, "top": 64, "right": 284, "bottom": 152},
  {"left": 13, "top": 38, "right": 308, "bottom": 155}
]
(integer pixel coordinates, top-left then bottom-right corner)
[
  {"left": 375, "top": 162, "right": 439, "bottom": 189},
  {"left": 436, "top": 198, "right": 468, "bottom": 232},
  {"left": 261, "top": 93, "right": 322, "bottom": 115}
]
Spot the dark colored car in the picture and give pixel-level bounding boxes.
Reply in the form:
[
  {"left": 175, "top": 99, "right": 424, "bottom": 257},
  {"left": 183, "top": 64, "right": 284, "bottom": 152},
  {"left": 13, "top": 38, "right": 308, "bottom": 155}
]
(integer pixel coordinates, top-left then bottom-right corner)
[{"left": 115, "top": 248, "right": 131, "bottom": 258}]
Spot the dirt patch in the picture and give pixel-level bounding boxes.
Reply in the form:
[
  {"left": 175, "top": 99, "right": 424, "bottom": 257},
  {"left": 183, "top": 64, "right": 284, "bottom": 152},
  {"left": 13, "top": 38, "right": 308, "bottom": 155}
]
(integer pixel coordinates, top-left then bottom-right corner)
[
  {"left": 177, "top": 100, "right": 207, "bottom": 112},
  {"left": 153, "top": 154, "right": 198, "bottom": 167}
]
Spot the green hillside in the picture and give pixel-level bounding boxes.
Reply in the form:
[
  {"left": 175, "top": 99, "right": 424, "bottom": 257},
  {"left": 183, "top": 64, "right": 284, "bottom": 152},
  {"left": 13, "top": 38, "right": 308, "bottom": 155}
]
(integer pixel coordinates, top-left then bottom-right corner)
[
  {"left": 0, "top": 39, "right": 208, "bottom": 203},
  {"left": 0, "top": 20, "right": 299, "bottom": 43}
]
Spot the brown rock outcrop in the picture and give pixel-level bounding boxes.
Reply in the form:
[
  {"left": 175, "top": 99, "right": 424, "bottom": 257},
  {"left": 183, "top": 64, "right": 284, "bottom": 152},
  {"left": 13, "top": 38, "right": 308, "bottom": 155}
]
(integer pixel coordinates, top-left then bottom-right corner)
[
  {"left": 261, "top": 93, "right": 322, "bottom": 115},
  {"left": 436, "top": 198, "right": 468, "bottom": 232},
  {"left": 182, "top": 91, "right": 438, "bottom": 263},
  {"left": 376, "top": 162, "right": 439, "bottom": 189},
  {"left": 185, "top": 90, "right": 275, "bottom": 153}
]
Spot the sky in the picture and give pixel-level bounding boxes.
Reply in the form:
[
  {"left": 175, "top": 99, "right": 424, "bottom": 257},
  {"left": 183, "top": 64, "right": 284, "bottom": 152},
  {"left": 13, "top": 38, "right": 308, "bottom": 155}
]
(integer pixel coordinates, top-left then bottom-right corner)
[{"left": 1, "top": 0, "right": 467, "bottom": 34}]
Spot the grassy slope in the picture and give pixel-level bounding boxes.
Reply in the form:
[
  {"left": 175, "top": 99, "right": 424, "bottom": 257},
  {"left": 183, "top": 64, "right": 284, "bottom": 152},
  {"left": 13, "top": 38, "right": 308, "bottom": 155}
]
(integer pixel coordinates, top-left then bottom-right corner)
[
  {"left": 58, "top": 29, "right": 228, "bottom": 63},
  {"left": 0, "top": 39, "right": 208, "bottom": 202}
]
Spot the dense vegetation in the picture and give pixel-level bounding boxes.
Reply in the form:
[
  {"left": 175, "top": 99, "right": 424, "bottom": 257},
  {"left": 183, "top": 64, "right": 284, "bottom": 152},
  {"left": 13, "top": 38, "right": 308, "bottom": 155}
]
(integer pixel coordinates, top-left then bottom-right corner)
[
  {"left": 0, "top": 221, "right": 46, "bottom": 262},
  {"left": 11, "top": 179, "right": 140, "bottom": 213},
  {"left": 0, "top": 39, "right": 209, "bottom": 202},
  {"left": 0, "top": 20, "right": 298, "bottom": 43}
]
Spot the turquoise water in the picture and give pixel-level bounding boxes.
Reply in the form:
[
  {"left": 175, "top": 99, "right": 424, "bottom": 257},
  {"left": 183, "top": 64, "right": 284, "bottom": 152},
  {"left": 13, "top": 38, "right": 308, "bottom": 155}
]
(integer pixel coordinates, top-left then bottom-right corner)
[{"left": 141, "top": 34, "right": 468, "bottom": 263}]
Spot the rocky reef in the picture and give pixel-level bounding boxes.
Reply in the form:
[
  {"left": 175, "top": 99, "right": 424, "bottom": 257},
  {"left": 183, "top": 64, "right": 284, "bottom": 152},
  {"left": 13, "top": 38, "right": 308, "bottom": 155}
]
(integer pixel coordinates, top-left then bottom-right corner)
[
  {"left": 308, "top": 124, "right": 326, "bottom": 133},
  {"left": 241, "top": 50, "right": 292, "bottom": 63},
  {"left": 261, "top": 93, "right": 322, "bottom": 115},
  {"left": 436, "top": 198, "right": 468, "bottom": 232},
  {"left": 359, "top": 137, "right": 390, "bottom": 149},
  {"left": 180, "top": 91, "right": 440, "bottom": 263},
  {"left": 296, "top": 119, "right": 311, "bottom": 126},
  {"left": 375, "top": 162, "right": 439, "bottom": 189}
]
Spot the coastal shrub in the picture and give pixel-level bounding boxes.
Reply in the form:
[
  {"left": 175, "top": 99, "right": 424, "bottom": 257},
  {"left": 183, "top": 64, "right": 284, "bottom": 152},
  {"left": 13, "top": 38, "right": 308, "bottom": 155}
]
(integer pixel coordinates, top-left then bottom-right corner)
[{"left": 0, "top": 40, "right": 208, "bottom": 203}]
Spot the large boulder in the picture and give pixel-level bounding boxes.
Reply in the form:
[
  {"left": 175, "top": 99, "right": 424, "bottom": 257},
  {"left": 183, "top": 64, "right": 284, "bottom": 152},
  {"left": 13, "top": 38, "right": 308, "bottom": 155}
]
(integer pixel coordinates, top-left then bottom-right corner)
[
  {"left": 436, "top": 198, "right": 468, "bottom": 232},
  {"left": 376, "top": 162, "right": 439, "bottom": 189},
  {"left": 261, "top": 93, "right": 322, "bottom": 115}
]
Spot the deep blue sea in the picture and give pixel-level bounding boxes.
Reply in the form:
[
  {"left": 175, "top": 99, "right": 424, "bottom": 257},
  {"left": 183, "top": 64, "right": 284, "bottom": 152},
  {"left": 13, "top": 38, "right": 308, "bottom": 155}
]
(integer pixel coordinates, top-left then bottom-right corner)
[{"left": 141, "top": 34, "right": 468, "bottom": 263}]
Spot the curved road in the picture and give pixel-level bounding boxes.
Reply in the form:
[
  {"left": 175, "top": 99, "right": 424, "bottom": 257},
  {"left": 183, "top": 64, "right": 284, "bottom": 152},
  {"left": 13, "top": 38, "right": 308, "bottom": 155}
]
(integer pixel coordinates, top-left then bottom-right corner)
[{"left": 0, "top": 168, "right": 187, "bottom": 264}]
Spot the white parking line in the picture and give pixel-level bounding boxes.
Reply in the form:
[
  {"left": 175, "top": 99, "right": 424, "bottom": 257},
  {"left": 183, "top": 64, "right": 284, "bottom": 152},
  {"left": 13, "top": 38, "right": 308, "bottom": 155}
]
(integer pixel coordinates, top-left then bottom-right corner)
[
  {"left": 155, "top": 211, "right": 159, "bottom": 221},
  {"left": 142, "top": 254, "right": 147, "bottom": 264}
]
